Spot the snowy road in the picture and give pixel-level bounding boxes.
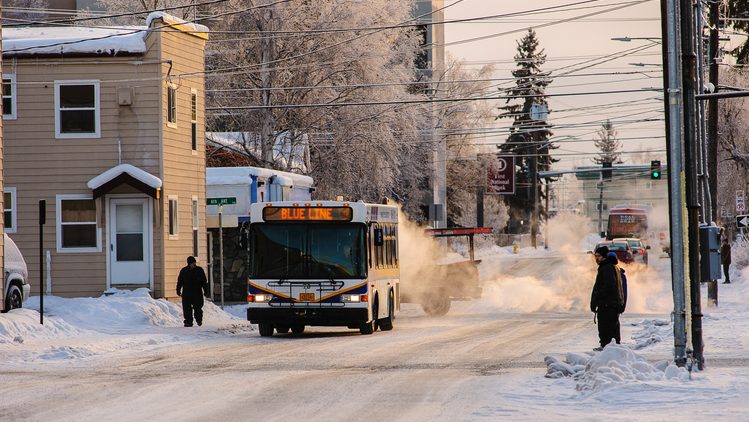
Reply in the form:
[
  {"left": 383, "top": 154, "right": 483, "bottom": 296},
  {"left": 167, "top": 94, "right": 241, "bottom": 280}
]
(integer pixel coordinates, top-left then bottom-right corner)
[{"left": 0, "top": 302, "right": 618, "bottom": 422}]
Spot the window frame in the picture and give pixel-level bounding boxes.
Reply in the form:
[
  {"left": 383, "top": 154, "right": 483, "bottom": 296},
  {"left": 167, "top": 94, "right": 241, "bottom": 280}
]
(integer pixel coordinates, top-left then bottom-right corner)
[
  {"left": 54, "top": 80, "right": 101, "bottom": 139},
  {"left": 3, "top": 187, "right": 17, "bottom": 234},
  {"left": 168, "top": 195, "right": 179, "bottom": 239},
  {"left": 2, "top": 74, "right": 17, "bottom": 120},
  {"left": 56, "top": 194, "right": 101, "bottom": 253},
  {"left": 167, "top": 83, "right": 177, "bottom": 127}
]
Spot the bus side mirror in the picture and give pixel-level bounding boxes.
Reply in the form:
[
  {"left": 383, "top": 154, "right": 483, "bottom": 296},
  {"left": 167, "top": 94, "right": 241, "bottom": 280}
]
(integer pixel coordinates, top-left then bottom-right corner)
[{"left": 374, "top": 228, "right": 384, "bottom": 246}]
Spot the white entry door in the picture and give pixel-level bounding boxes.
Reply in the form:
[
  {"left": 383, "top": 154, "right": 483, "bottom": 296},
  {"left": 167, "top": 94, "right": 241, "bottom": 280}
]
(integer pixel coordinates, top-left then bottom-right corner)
[{"left": 109, "top": 198, "right": 151, "bottom": 285}]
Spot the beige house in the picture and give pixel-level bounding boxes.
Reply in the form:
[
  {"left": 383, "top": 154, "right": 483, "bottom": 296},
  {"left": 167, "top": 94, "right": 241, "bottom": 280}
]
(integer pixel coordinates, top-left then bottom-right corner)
[{"left": 2, "top": 13, "right": 207, "bottom": 299}]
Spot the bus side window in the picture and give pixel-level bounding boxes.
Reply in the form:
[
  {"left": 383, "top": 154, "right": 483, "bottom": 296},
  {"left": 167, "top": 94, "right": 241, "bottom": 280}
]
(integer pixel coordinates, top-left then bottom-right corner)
[
  {"left": 388, "top": 225, "right": 394, "bottom": 268},
  {"left": 393, "top": 225, "right": 398, "bottom": 268},
  {"left": 367, "top": 224, "right": 372, "bottom": 269},
  {"left": 384, "top": 225, "right": 391, "bottom": 268}
]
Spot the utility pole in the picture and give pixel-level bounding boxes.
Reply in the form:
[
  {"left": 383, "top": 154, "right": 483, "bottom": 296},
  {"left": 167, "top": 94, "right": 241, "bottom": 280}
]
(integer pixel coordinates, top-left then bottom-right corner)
[
  {"left": 680, "top": 0, "right": 705, "bottom": 369},
  {"left": 531, "top": 140, "right": 538, "bottom": 248},
  {"left": 597, "top": 174, "right": 604, "bottom": 236},
  {"left": 707, "top": 0, "right": 719, "bottom": 222},
  {"left": 662, "top": 0, "right": 687, "bottom": 367}
]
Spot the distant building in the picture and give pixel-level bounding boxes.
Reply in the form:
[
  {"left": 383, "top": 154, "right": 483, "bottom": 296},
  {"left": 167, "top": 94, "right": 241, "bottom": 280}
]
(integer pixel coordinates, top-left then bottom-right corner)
[
  {"left": 574, "top": 164, "right": 668, "bottom": 234},
  {"left": 2, "top": 13, "right": 208, "bottom": 299}
]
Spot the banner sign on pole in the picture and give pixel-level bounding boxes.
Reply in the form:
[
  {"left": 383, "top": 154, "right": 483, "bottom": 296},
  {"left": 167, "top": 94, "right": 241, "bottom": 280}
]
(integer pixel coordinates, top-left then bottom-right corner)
[{"left": 486, "top": 155, "right": 515, "bottom": 195}]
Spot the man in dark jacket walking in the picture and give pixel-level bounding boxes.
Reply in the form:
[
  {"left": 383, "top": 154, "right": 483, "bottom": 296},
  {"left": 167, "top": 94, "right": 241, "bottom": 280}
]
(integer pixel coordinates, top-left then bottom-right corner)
[
  {"left": 590, "top": 245, "right": 623, "bottom": 350},
  {"left": 177, "top": 256, "right": 209, "bottom": 327},
  {"left": 721, "top": 238, "right": 732, "bottom": 284}
]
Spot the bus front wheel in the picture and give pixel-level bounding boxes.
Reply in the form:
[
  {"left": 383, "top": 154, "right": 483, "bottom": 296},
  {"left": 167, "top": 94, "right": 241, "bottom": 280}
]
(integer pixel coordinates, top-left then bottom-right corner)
[
  {"left": 258, "top": 323, "right": 274, "bottom": 337},
  {"left": 360, "top": 299, "right": 378, "bottom": 335}
]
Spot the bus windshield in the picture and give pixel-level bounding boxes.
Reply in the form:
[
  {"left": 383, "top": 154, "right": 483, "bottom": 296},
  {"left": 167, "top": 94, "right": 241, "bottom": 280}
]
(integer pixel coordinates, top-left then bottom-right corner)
[{"left": 250, "top": 223, "right": 367, "bottom": 279}]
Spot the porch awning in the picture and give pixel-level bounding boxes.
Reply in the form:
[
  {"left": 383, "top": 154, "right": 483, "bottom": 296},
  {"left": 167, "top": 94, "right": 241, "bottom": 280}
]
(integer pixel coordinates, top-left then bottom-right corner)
[{"left": 87, "top": 164, "right": 162, "bottom": 199}]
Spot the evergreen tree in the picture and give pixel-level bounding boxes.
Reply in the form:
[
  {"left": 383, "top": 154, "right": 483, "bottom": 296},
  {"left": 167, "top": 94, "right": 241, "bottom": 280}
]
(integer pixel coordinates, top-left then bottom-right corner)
[
  {"left": 727, "top": 0, "right": 749, "bottom": 64},
  {"left": 497, "top": 29, "right": 556, "bottom": 234},
  {"left": 592, "top": 120, "right": 622, "bottom": 165}
]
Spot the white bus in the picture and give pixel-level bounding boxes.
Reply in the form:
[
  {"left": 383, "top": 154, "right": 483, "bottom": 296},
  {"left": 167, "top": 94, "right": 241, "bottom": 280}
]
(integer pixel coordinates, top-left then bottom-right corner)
[{"left": 246, "top": 200, "right": 400, "bottom": 336}]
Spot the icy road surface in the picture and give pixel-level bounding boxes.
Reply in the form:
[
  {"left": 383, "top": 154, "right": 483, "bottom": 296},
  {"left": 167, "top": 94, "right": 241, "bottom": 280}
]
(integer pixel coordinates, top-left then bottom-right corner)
[{"left": 8, "top": 252, "right": 745, "bottom": 421}]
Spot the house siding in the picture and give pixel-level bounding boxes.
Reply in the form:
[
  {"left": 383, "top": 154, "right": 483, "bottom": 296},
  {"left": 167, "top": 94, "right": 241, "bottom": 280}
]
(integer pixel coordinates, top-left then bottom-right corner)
[{"left": 158, "top": 28, "right": 207, "bottom": 300}]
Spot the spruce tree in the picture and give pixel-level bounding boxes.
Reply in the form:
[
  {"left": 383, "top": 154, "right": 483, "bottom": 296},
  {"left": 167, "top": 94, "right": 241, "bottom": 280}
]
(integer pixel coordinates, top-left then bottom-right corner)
[
  {"left": 497, "top": 28, "right": 556, "bottom": 234},
  {"left": 592, "top": 120, "right": 622, "bottom": 165},
  {"left": 727, "top": 0, "right": 749, "bottom": 64}
]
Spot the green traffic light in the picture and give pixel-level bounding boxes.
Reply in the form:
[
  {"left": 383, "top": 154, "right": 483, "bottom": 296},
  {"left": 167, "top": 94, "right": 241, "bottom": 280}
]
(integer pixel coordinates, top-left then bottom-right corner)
[{"left": 651, "top": 171, "right": 660, "bottom": 179}]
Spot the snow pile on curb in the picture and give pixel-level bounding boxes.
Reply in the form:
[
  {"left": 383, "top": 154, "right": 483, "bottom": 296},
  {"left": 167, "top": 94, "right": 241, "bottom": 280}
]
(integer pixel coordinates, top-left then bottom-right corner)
[
  {"left": 544, "top": 344, "right": 689, "bottom": 394},
  {"left": 629, "top": 319, "right": 672, "bottom": 350},
  {"left": 0, "top": 308, "right": 86, "bottom": 343}
]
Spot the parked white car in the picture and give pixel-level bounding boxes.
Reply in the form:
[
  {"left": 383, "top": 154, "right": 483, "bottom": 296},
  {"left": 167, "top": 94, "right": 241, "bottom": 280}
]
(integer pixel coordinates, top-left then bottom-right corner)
[{"left": 3, "top": 233, "right": 29, "bottom": 312}]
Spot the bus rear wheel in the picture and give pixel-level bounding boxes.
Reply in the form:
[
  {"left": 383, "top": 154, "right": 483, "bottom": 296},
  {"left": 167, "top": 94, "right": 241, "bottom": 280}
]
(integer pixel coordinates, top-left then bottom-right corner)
[
  {"left": 258, "top": 323, "right": 274, "bottom": 337},
  {"left": 378, "top": 291, "right": 394, "bottom": 331}
]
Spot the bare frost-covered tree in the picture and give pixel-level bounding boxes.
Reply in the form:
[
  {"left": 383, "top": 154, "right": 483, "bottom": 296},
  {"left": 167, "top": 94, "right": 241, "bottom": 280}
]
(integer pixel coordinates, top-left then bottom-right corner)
[
  {"left": 2, "top": 0, "right": 48, "bottom": 25},
  {"left": 717, "top": 67, "right": 749, "bottom": 240},
  {"left": 208, "top": 0, "right": 426, "bottom": 214},
  {"left": 94, "top": 0, "right": 197, "bottom": 23}
]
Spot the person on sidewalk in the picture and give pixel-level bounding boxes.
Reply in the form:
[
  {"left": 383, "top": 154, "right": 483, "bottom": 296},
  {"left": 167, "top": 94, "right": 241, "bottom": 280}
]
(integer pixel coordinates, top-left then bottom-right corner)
[
  {"left": 721, "top": 238, "right": 732, "bottom": 284},
  {"left": 177, "top": 256, "right": 209, "bottom": 327},
  {"left": 590, "top": 245, "right": 623, "bottom": 351}
]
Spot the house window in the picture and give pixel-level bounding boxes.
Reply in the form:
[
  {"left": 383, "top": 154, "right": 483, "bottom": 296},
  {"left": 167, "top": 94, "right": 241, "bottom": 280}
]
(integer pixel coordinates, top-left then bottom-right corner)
[
  {"left": 168, "top": 196, "right": 179, "bottom": 238},
  {"left": 3, "top": 188, "right": 16, "bottom": 233},
  {"left": 2, "top": 74, "right": 16, "bottom": 120},
  {"left": 56, "top": 195, "right": 99, "bottom": 252},
  {"left": 192, "top": 197, "right": 199, "bottom": 257},
  {"left": 191, "top": 89, "right": 197, "bottom": 151},
  {"left": 167, "top": 84, "right": 177, "bottom": 126},
  {"left": 55, "top": 80, "right": 100, "bottom": 138}
]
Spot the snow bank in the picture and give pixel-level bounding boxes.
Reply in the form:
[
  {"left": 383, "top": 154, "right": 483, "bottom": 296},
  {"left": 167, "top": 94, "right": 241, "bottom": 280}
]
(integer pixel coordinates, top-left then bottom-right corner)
[
  {"left": 544, "top": 344, "right": 689, "bottom": 395},
  {"left": 0, "top": 308, "right": 86, "bottom": 344},
  {"left": 23, "top": 288, "right": 240, "bottom": 333}
]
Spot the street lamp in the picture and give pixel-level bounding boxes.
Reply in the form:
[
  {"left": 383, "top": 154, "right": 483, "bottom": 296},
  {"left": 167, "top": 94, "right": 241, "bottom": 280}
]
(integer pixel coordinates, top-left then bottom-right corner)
[{"left": 611, "top": 36, "right": 662, "bottom": 44}]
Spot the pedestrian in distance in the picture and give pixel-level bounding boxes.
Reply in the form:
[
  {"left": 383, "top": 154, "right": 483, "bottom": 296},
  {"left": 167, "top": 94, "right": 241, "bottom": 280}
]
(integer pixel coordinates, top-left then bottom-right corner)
[
  {"left": 590, "top": 246, "right": 625, "bottom": 351},
  {"left": 177, "top": 256, "right": 209, "bottom": 327},
  {"left": 721, "top": 238, "right": 732, "bottom": 284}
]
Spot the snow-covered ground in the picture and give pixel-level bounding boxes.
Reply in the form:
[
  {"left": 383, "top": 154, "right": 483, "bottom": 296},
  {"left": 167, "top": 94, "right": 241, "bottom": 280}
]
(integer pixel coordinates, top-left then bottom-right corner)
[{"left": 2, "top": 240, "right": 749, "bottom": 420}]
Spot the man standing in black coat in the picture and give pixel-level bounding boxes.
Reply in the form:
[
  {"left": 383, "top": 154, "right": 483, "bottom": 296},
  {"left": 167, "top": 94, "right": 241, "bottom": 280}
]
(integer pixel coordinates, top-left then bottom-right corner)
[
  {"left": 590, "top": 245, "right": 622, "bottom": 350},
  {"left": 177, "top": 256, "right": 209, "bottom": 327},
  {"left": 721, "top": 238, "right": 732, "bottom": 284}
]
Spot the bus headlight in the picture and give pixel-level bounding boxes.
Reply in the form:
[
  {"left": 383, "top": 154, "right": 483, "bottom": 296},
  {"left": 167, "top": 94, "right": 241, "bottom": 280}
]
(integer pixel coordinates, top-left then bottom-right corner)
[
  {"left": 342, "top": 294, "right": 368, "bottom": 303},
  {"left": 248, "top": 294, "right": 273, "bottom": 302}
]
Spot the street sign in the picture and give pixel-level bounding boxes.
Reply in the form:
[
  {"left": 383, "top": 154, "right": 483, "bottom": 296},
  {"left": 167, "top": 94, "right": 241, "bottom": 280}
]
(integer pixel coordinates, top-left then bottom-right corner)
[
  {"left": 737, "top": 190, "right": 745, "bottom": 213},
  {"left": 737, "top": 214, "right": 749, "bottom": 229},
  {"left": 206, "top": 197, "right": 236, "bottom": 206},
  {"left": 486, "top": 155, "right": 515, "bottom": 195}
]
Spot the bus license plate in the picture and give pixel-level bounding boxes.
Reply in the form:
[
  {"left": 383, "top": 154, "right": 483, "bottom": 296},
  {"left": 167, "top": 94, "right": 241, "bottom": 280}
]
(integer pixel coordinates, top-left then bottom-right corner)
[{"left": 299, "top": 293, "right": 315, "bottom": 301}]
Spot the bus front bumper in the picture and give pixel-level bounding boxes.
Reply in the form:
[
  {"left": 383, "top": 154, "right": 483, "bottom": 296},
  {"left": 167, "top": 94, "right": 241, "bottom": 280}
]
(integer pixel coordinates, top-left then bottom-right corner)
[{"left": 247, "top": 306, "right": 368, "bottom": 327}]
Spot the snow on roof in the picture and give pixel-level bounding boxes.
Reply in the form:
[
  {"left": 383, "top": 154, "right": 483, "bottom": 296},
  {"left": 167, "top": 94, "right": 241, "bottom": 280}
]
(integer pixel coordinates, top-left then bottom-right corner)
[
  {"left": 2, "top": 12, "right": 207, "bottom": 57},
  {"left": 3, "top": 26, "right": 148, "bottom": 56},
  {"left": 87, "top": 164, "right": 162, "bottom": 190},
  {"left": 207, "top": 166, "right": 314, "bottom": 187},
  {"left": 146, "top": 11, "right": 210, "bottom": 34}
]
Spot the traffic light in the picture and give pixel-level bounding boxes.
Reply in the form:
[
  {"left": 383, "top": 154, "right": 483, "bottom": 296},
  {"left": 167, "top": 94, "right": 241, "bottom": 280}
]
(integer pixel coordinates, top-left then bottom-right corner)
[{"left": 650, "top": 160, "right": 661, "bottom": 179}]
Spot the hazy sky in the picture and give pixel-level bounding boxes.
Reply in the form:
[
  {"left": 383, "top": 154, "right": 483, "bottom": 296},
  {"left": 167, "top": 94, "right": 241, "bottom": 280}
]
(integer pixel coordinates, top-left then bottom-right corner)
[{"left": 443, "top": 0, "right": 665, "bottom": 170}]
